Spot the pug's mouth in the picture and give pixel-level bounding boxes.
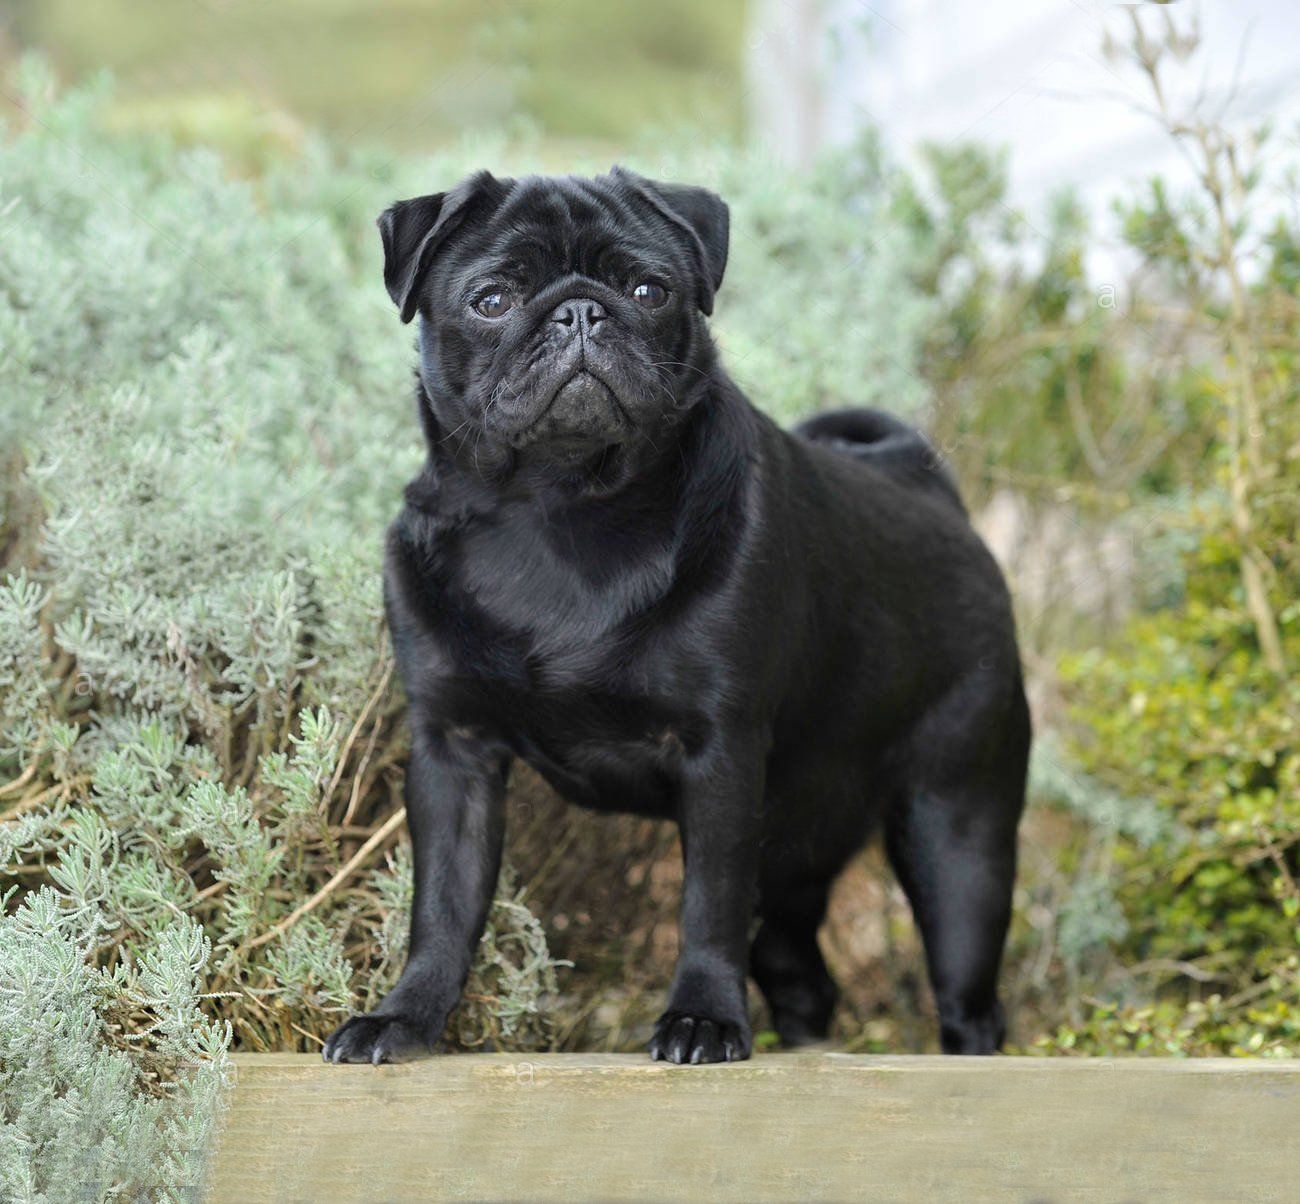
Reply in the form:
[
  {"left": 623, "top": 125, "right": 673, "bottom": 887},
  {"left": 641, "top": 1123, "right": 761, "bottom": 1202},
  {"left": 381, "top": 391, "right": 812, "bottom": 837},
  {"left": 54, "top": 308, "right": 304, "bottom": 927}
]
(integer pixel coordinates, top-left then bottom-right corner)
[{"left": 507, "top": 368, "right": 634, "bottom": 453}]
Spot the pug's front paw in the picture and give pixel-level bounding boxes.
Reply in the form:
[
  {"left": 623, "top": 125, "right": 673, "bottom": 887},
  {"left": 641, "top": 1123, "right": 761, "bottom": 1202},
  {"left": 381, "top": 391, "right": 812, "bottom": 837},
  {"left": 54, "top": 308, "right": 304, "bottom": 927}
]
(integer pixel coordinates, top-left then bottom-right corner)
[
  {"left": 649, "top": 1010, "right": 752, "bottom": 1064},
  {"left": 322, "top": 1011, "right": 439, "bottom": 1065}
]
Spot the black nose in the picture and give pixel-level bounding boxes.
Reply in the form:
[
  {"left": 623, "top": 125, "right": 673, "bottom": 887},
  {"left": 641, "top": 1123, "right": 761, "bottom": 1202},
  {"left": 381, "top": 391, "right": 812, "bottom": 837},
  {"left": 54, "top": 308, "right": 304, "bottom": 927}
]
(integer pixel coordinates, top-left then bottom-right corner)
[{"left": 550, "top": 298, "right": 608, "bottom": 333}]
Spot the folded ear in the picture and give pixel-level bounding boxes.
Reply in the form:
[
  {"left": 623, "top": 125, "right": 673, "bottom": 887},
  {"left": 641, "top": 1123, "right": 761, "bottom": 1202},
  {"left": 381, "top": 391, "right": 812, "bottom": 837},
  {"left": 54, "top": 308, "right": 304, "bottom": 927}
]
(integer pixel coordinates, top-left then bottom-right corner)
[
  {"left": 378, "top": 170, "right": 502, "bottom": 323},
  {"left": 612, "top": 167, "right": 730, "bottom": 314}
]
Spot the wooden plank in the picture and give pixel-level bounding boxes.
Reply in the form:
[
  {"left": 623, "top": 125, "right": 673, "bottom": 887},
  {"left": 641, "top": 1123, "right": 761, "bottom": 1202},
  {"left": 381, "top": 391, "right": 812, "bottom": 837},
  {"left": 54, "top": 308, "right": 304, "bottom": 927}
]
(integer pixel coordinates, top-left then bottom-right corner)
[{"left": 209, "top": 1053, "right": 1300, "bottom": 1202}]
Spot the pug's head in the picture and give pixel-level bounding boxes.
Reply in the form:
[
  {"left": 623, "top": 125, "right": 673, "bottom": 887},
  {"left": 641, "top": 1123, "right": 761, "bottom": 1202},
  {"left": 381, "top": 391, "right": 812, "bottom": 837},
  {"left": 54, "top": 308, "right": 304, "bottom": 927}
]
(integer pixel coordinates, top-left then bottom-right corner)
[{"left": 378, "top": 167, "right": 728, "bottom": 471}]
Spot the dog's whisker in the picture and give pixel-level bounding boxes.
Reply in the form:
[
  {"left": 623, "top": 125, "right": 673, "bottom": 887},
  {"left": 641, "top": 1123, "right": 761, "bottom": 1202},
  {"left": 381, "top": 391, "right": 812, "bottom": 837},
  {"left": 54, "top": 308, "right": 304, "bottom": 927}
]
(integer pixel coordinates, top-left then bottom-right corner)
[{"left": 649, "top": 359, "right": 713, "bottom": 382}]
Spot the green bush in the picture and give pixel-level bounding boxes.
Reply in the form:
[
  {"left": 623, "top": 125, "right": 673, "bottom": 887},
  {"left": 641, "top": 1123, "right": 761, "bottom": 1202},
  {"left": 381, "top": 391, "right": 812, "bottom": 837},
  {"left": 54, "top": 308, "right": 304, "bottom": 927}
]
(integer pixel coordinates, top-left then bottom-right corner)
[
  {"left": 1049, "top": 504, "right": 1299, "bottom": 1055},
  {"left": 1045, "top": 393, "right": 1300, "bottom": 1055},
  {"left": 1036, "top": 13, "right": 1300, "bottom": 1055}
]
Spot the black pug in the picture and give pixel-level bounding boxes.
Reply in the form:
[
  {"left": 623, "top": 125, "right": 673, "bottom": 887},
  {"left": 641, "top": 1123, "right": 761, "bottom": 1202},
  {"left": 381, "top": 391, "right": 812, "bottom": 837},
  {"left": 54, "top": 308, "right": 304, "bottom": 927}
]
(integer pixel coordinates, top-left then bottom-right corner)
[{"left": 322, "top": 167, "right": 1030, "bottom": 1066}]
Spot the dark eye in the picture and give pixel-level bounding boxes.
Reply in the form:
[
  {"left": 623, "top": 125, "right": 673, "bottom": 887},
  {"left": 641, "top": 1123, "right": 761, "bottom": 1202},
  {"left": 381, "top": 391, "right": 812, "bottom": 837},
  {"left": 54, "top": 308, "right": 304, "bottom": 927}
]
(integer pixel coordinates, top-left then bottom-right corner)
[
  {"left": 631, "top": 281, "right": 668, "bottom": 309},
  {"left": 473, "top": 291, "right": 513, "bottom": 319}
]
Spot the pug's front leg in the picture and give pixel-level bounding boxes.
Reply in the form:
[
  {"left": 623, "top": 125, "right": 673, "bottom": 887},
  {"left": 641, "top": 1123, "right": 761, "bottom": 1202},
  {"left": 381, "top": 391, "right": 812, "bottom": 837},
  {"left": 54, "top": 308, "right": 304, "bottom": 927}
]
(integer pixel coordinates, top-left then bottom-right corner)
[
  {"left": 651, "top": 729, "right": 765, "bottom": 1064},
  {"left": 323, "top": 721, "right": 509, "bottom": 1064}
]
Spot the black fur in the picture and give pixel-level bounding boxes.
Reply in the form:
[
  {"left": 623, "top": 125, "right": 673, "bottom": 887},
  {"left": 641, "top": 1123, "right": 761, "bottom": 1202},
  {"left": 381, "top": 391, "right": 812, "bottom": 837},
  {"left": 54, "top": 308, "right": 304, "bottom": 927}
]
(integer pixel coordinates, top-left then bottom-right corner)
[{"left": 322, "top": 168, "right": 1030, "bottom": 1066}]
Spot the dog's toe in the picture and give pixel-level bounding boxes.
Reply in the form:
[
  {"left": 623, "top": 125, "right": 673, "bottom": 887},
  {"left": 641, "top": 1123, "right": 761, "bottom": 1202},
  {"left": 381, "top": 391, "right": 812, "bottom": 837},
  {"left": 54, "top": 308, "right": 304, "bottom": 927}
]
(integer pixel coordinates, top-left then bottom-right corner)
[
  {"left": 322, "top": 1013, "right": 433, "bottom": 1065},
  {"left": 649, "top": 1011, "right": 750, "bottom": 1064}
]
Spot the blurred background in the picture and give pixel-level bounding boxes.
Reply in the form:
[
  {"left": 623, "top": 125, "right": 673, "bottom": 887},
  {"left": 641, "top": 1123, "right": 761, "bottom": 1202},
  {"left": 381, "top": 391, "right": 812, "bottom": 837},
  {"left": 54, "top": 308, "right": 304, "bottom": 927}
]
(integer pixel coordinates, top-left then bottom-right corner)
[
  {"left": 5, "top": 1, "right": 1297, "bottom": 203},
  {"left": 1, "top": 0, "right": 751, "bottom": 154},
  {"left": 1, "top": 4, "right": 1298, "bottom": 1191}
]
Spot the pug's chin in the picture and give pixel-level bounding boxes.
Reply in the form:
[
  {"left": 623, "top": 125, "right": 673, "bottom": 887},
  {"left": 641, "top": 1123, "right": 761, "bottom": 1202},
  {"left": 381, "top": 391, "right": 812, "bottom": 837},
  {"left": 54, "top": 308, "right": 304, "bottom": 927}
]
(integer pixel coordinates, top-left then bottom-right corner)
[
  {"left": 505, "top": 371, "right": 635, "bottom": 464},
  {"left": 513, "top": 436, "right": 618, "bottom": 471}
]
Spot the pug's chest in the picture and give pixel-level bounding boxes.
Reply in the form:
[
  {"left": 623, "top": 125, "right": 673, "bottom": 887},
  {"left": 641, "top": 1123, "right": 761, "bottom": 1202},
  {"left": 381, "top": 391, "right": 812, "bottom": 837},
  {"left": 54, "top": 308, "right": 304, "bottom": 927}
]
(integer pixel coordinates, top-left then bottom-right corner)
[
  {"left": 439, "top": 610, "right": 708, "bottom": 815},
  {"left": 514, "top": 690, "right": 703, "bottom": 818},
  {"left": 448, "top": 657, "right": 704, "bottom": 817},
  {"left": 458, "top": 517, "right": 676, "bottom": 651},
  {"left": 391, "top": 510, "right": 706, "bottom": 814}
]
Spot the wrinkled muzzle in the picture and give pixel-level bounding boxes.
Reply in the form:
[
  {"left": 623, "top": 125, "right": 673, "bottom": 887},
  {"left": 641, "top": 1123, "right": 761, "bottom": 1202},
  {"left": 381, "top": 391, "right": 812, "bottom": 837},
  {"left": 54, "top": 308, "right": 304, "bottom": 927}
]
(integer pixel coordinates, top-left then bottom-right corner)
[{"left": 484, "top": 295, "right": 664, "bottom": 454}]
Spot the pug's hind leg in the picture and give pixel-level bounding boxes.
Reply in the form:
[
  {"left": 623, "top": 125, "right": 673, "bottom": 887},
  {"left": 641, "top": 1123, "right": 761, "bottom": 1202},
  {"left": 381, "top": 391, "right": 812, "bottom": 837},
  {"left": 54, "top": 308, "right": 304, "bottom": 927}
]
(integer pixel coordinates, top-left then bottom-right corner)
[
  {"left": 884, "top": 681, "right": 1030, "bottom": 1055},
  {"left": 750, "top": 876, "right": 838, "bottom": 1047}
]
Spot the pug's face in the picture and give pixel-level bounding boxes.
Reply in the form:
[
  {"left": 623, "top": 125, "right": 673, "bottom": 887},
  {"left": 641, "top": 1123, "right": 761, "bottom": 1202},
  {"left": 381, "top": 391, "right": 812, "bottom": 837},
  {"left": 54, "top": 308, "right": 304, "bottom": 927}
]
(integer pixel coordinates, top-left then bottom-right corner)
[{"left": 378, "top": 168, "right": 729, "bottom": 469}]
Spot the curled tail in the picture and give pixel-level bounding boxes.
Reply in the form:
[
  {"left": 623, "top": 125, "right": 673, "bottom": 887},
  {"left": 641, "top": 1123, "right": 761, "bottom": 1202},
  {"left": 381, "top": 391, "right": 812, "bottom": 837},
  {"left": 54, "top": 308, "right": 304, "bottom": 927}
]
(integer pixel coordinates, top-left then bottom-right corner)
[{"left": 793, "top": 407, "right": 965, "bottom": 512}]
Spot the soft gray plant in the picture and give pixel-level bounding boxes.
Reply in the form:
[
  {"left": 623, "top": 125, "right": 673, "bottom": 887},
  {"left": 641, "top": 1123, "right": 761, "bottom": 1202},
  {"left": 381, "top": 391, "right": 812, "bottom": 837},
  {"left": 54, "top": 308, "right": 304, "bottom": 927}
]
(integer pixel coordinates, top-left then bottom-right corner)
[{"left": 0, "top": 884, "right": 230, "bottom": 1204}]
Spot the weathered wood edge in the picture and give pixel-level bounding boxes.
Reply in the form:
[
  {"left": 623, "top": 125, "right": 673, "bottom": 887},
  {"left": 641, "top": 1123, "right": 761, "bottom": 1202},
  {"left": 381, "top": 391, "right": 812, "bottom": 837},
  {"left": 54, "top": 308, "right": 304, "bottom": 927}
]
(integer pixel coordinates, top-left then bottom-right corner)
[
  {"left": 210, "top": 1053, "right": 1300, "bottom": 1203},
  {"left": 230, "top": 1049, "right": 1300, "bottom": 1074}
]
